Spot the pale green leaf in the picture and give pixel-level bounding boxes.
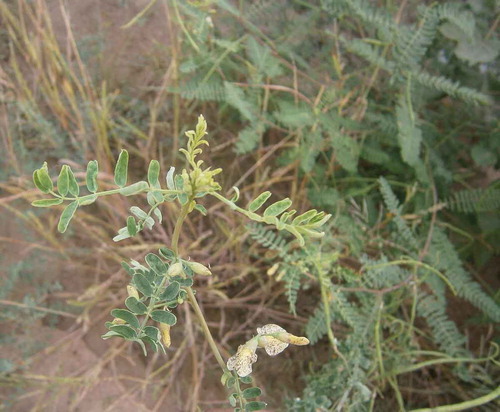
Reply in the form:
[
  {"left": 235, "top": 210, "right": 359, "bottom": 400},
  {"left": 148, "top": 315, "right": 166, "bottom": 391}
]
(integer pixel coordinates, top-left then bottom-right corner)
[
  {"left": 145, "top": 253, "right": 167, "bottom": 276},
  {"left": 119, "top": 181, "right": 149, "bottom": 196},
  {"left": 86, "top": 160, "right": 99, "bottom": 193},
  {"left": 57, "top": 201, "right": 78, "bottom": 233},
  {"left": 148, "top": 160, "right": 160, "bottom": 188},
  {"left": 114, "top": 149, "right": 129, "bottom": 187},
  {"left": 263, "top": 198, "right": 292, "bottom": 217},
  {"left": 242, "top": 387, "right": 262, "bottom": 399},
  {"left": 127, "top": 216, "right": 137, "bottom": 236},
  {"left": 32, "top": 198, "right": 63, "bottom": 207},
  {"left": 57, "top": 165, "right": 69, "bottom": 196},
  {"left": 151, "top": 310, "right": 177, "bottom": 325},
  {"left": 67, "top": 167, "right": 79, "bottom": 196},
  {"left": 134, "top": 273, "right": 153, "bottom": 297},
  {"left": 111, "top": 309, "right": 140, "bottom": 329},
  {"left": 248, "top": 191, "right": 272, "bottom": 212},
  {"left": 125, "top": 297, "right": 147, "bottom": 315},
  {"left": 109, "top": 324, "right": 137, "bottom": 340},
  {"left": 160, "top": 281, "right": 180, "bottom": 301}
]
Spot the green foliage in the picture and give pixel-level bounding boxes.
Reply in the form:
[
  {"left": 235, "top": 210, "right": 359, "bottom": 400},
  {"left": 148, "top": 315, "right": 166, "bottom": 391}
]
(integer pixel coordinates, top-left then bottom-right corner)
[
  {"left": 248, "top": 192, "right": 272, "bottom": 212},
  {"left": 18, "top": 0, "right": 500, "bottom": 409},
  {"left": 412, "top": 71, "right": 492, "bottom": 105},
  {"left": 379, "top": 177, "right": 419, "bottom": 250},
  {"left": 248, "top": 223, "right": 311, "bottom": 315},
  {"left": 447, "top": 188, "right": 500, "bottom": 213},
  {"left": 165, "top": 2, "right": 498, "bottom": 407},
  {"left": 427, "top": 227, "right": 500, "bottom": 322},
  {"left": 86, "top": 160, "right": 99, "bottom": 193},
  {"left": 305, "top": 301, "right": 331, "bottom": 345},
  {"left": 114, "top": 149, "right": 129, "bottom": 187},
  {"left": 32, "top": 162, "right": 53, "bottom": 193},
  {"left": 396, "top": 94, "right": 422, "bottom": 168},
  {"left": 57, "top": 201, "right": 78, "bottom": 233},
  {"left": 31, "top": 116, "right": 330, "bottom": 410},
  {"left": 417, "top": 292, "right": 468, "bottom": 357}
]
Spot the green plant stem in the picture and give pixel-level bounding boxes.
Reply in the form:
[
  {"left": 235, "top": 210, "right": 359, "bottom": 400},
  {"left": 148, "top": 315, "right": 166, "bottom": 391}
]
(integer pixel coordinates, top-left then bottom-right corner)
[
  {"left": 209, "top": 191, "right": 309, "bottom": 245},
  {"left": 121, "top": 0, "right": 158, "bottom": 29},
  {"left": 186, "top": 287, "right": 228, "bottom": 373},
  {"left": 172, "top": 0, "right": 200, "bottom": 53},
  {"left": 171, "top": 202, "right": 190, "bottom": 255},
  {"left": 233, "top": 373, "right": 247, "bottom": 409},
  {"left": 364, "top": 258, "right": 456, "bottom": 295},
  {"left": 374, "top": 296, "right": 385, "bottom": 379},
  {"left": 388, "top": 376, "right": 405, "bottom": 412},
  {"left": 50, "top": 186, "right": 180, "bottom": 202},
  {"left": 170, "top": 200, "right": 229, "bottom": 374},
  {"left": 409, "top": 385, "right": 500, "bottom": 412},
  {"left": 137, "top": 201, "right": 191, "bottom": 334},
  {"left": 313, "top": 260, "right": 347, "bottom": 366},
  {"left": 210, "top": 191, "right": 262, "bottom": 220},
  {"left": 392, "top": 352, "right": 499, "bottom": 376}
]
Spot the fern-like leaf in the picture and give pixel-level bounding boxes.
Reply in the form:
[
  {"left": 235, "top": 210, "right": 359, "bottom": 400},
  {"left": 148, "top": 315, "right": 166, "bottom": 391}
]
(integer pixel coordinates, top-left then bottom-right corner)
[
  {"left": 379, "top": 177, "right": 419, "bottom": 250},
  {"left": 427, "top": 228, "right": 500, "bottom": 322},
  {"left": 341, "top": 37, "right": 394, "bottom": 72},
  {"left": 446, "top": 188, "right": 500, "bottom": 213},
  {"left": 395, "top": 5, "right": 439, "bottom": 70},
  {"left": 437, "top": 3, "right": 475, "bottom": 40},
  {"left": 248, "top": 223, "right": 290, "bottom": 256},
  {"left": 395, "top": 94, "right": 422, "bottom": 168},
  {"left": 235, "top": 123, "right": 266, "bottom": 154},
  {"left": 283, "top": 266, "right": 302, "bottom": 315},
  {"left": 176, "top": 79, "right": 225, "bottom": 101},
  {"left": 417, "top": 292, "right": 468, "bottom": 357},
  {"left": 224, "top": 81, "right": 257, "bottom": 123},
  {"left": 413, "top": 71, "right": 491, "bottom": 105},
  {"left": 306, "top": 302, "right": 330, "bottom": 344}
]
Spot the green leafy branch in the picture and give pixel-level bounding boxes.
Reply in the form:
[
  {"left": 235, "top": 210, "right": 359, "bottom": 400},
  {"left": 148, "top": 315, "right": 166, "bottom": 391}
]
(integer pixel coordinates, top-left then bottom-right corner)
[
  {"left": 32, "top": 155, "right": 180, "bottom": 234},
  {"left": 30, "top": 115, "right": 331, "bottom": 411},
  {"left": 102, "top": 249, "right": 213, "bottom": 355},
  {"left": 211, "top": 191, "right": 331, "bottom": 247}
]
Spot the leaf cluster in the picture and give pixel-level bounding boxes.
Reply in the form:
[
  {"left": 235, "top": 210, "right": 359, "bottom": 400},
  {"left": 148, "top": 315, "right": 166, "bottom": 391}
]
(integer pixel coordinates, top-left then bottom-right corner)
[{"left": 102, "top": 249, "right": 189, "bottom": 355}]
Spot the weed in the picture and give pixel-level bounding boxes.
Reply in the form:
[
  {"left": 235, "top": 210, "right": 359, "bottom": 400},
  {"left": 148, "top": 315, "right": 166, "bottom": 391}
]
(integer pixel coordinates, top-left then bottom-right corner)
[{"left": 30, "top": 115, "right": 329, "bottom": 410}]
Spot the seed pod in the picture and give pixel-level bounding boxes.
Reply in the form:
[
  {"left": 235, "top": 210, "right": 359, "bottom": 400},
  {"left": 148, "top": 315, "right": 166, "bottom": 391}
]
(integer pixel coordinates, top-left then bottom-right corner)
[
  {"left": 127, "top": 285, "right": 140, "bottom": 300},
  {"left": 159, "top": 323, "right": 171, "bottom": 348},
  {"left": 187, "top": 261, "right": 212, "bottom": 276}
]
